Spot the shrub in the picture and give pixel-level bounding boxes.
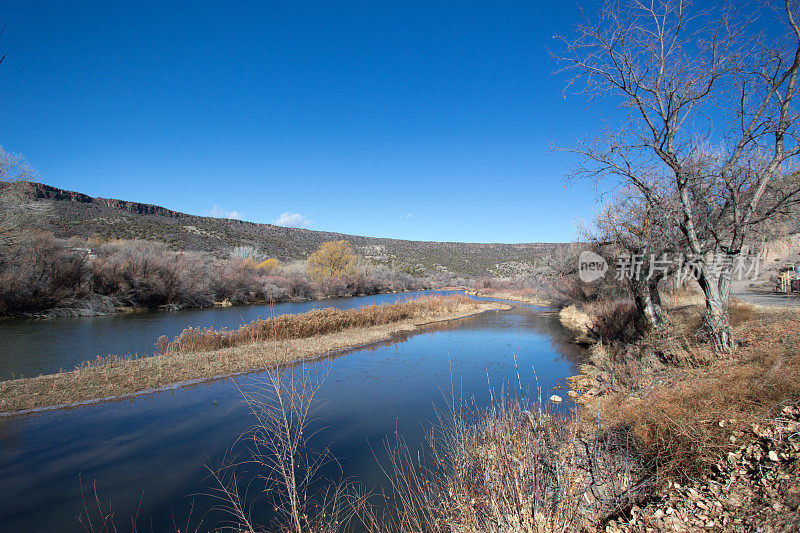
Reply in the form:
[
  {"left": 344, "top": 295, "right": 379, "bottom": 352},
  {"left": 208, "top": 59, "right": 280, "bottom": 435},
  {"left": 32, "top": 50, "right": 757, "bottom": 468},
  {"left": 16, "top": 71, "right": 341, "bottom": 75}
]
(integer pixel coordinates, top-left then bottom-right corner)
[
  {"left": 91, "top": 241, "right": 217, "bottom": 308},
  {"left": 0, "top": 235, "right": 429, "bottom": 315},
  {"left": 255, "top": 258, "right": 280, "bottom": 272},
  {"left": 0, "top": 234, "right": 89, "bottom": 314},
  {"left": 560, "top": 299, "right": 643, "bottom": 344},
  {"left": 583, "top": 298, "right": 643, "bottom": 344}
]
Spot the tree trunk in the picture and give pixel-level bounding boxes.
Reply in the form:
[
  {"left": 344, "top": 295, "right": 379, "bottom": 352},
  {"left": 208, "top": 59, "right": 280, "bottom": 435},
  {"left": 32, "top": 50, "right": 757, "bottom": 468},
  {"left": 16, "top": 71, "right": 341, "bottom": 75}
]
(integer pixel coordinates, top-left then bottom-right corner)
[
  {"left": 649, "top": 278, "right": 663, "bottom": 327},
  {"left": 696, "top": 261, "right": 734, "bottom": 353},
  {"left": 631, "top": 275, "right": 663, "bottom": 330}
]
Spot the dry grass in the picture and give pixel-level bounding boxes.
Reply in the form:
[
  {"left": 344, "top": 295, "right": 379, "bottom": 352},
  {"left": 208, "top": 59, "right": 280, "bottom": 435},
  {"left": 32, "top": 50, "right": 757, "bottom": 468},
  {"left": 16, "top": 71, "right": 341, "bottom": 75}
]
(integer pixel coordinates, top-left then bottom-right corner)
[
  {"left": 158, "top": 296, "right": 476, "bottom": 355},
  {"left": 465, "top": 288, "right": 551, "bottom": 307},
  {"left": 359, "top": 395, "right": 646, "bottom": 532},
  {"left": 559, "top": 304, "right": 594, "bottom": 335},
  {"left": 559, "top": 299, "right": 642, "bottom": 345},
  {"left": 576, "top": 300, "right": 800, "bottom": 482},
  {"left": 664, "top": 295, "right": 756, "bottom": 340},
  {"left": 0, "top": 297, "right": 508, "bottom": 415}
]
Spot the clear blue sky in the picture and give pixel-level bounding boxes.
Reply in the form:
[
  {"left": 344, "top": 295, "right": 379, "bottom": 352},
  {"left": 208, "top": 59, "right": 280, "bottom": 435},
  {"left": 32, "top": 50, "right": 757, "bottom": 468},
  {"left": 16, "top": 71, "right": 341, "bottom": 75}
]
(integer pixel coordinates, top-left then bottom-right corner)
[{"left": 0, "top": 0, "right": 607, "bottom": 243}]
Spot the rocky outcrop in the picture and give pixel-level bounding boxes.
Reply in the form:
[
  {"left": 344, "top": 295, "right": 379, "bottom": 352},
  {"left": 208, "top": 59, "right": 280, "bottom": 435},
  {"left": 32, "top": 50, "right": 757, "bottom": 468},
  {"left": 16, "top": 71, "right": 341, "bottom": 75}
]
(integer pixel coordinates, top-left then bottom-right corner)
[{"left": 16, "top": 181, "right": 188, "bottom": 218}]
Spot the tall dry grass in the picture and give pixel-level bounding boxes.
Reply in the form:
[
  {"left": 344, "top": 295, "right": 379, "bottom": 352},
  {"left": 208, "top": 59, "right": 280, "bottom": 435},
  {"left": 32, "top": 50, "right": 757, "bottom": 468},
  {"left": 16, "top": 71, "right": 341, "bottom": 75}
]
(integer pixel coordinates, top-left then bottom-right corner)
[
  {"left": 158, "top": 296, "right": 474, "bottom": 355},
  {"left": 357, "top": 390, "right": 646, "bottom": 533},
  {"left": 580, "top": 300, "right": 800, "bottom": 482}
]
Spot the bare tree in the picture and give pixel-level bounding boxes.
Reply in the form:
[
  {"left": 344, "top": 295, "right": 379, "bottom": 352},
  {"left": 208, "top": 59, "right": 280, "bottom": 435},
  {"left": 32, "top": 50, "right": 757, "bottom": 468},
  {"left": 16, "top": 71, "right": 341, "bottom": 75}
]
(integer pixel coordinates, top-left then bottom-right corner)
[
  {"left": 0, "top": 147, "right": 40, "bottom": 244},
  {"left": 0, "top": 146, "right": 37, "bottom": 182},
  {"left": 558, "top": 0, "right": 800, "bottom": 351},
  {"left": 591, "top": 189, "right": 680, "bottom": 329}
]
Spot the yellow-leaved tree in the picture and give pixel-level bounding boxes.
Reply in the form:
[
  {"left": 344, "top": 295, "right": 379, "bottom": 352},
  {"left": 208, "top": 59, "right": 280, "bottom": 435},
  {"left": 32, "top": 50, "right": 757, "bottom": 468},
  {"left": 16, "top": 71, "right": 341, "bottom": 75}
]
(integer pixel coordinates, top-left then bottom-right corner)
[
  {"left": 307, "top": 241, "right": 356, "bottom": 281},
  {"left": 255, "top": 258, "right": 280, "bottom": 273}
]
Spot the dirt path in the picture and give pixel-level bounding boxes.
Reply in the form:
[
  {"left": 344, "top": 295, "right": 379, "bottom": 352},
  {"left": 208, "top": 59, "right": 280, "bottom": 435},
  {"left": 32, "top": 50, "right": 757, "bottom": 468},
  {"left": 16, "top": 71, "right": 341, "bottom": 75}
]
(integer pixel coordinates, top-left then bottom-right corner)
[{"left": 734, "top": 290, "right": 800, "bottom": 309}]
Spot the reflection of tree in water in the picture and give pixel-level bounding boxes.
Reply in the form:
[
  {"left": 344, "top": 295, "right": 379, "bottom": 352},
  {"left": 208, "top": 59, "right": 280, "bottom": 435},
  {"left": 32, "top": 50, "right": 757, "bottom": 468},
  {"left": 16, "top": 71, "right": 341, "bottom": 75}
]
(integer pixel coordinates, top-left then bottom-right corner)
[
  {"left": 519, "top": 310, "right": 588, "bottom": 366},
  {"left": 422, "top": 306, "right": 587, "bottom": 366}
]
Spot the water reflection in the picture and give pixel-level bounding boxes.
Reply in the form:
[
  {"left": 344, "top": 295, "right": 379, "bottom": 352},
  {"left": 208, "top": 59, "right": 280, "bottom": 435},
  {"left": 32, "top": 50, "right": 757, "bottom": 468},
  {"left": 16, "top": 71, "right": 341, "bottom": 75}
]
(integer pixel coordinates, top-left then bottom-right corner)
[
  {"left": 0, "top": 304, "right": 586, "bottom": 532},
  {"left": 0, "top": 290, "right": 459, "bottom": 380}
]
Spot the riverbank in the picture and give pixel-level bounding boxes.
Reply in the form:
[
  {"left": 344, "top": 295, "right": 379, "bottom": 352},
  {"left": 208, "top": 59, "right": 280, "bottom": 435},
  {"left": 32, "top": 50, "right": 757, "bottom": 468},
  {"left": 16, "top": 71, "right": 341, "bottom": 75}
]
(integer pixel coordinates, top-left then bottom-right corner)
[
  {"left": 465, "top": 288, "right": 551, "bottom": 306},
  {"left": 0, "top": 296, "right": 509, "bottom": 415},
  {"left": 6, "top": 287, "right": 435, "bottom": 320},
  {"left": 0, "top": 235, "right": 430, "bottom": 319},
  {"left": 559, "top": 297, "right": 800, "bottom": 530}
]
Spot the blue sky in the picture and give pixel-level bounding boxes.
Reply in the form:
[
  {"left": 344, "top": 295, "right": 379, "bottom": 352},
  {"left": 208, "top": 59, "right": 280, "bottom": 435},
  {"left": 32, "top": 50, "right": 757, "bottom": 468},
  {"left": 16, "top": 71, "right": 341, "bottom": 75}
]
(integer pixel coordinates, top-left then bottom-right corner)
[{"left": 0, "top": 0, "right": 607, "bottom": 243}]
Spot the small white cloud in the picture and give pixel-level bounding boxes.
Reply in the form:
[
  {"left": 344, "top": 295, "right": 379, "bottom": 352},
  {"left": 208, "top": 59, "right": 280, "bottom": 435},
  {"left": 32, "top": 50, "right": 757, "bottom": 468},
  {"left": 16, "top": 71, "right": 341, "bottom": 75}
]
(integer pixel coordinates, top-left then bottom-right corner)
[
  {"left": 400, "top": 212, "right": 415, "bottom": 219},
  {"left": 273, "top": 212, "right": 313, "bottom": 228},
  {"left": 210, "top": 205, "right": 244, "bottom": 220}
]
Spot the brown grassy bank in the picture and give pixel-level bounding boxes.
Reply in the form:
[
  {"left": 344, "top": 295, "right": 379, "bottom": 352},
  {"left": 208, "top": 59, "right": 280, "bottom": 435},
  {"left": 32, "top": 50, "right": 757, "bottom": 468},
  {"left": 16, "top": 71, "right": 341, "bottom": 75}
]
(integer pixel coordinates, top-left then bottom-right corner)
[
  {"left": 562, "top": 297, "right": 800, "bottom": 530},
  {"left": 465, "top": 288, "right": 551, "bottom": 306},
  {"left": 0, "top": 296, "right": 509, "bottom": 415},
  {"left": 573, "top": 304, "right": 800, "bottom": 476}
]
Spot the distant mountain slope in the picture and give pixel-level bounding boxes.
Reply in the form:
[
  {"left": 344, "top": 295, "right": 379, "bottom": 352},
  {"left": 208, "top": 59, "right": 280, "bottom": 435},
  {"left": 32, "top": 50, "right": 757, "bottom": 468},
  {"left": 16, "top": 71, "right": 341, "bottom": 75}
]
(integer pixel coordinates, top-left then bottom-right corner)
[{"left": 0, "top": 181, "right": 575, "bottom": 277}]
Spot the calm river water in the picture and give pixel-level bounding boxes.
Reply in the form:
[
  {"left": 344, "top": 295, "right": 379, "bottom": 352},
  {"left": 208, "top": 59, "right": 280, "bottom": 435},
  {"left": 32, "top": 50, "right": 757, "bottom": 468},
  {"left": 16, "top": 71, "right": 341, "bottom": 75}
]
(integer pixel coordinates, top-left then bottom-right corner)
[
  {"left": 0, "top": 292, "right": 585, "bottom": 532},
  {"left": 0, "top": 290, "right": 461, "bottom": 380}
]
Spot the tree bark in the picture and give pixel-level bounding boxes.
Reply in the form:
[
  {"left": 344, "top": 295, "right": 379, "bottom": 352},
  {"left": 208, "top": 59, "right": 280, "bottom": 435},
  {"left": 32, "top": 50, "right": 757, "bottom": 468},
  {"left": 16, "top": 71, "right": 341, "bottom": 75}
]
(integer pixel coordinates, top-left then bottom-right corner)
[
  {"left": 631, "top": 274, "right": 664, "bottom": 330},
  {"left": 696, "top": 263, "right": 734, "bottom": 353}
]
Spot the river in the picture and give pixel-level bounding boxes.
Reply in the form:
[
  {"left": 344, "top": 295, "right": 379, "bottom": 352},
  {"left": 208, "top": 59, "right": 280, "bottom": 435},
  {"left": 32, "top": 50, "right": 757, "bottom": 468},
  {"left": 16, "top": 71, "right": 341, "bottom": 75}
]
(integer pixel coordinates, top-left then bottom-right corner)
[{"left": 0, "top": 292, "right": 584, "bottom": 531}]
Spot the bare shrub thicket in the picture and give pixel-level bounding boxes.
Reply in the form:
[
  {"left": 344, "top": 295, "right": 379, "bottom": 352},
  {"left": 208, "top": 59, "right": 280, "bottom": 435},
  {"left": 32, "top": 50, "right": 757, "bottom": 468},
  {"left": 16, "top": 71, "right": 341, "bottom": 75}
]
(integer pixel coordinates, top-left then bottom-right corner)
[
  {"left": 261, "top": 262, "right": 425, "bottom": 303},
  {"left": 583, "top": 298, "right": 644, "bottom": 344},
  {"left": 206, "top": 367, "right": 647, "bottom": 533},
  {"left": 361, "top": 396, "right": 645, "bottom": 532},
  {"left": 0, "top": 236, "right": 428, "bottom": 316},
  {"left": 0, "top": 234, "right": 89, "bottom": 314},
  {"left": 0, "top": 237, "right": 270, "bottom": 315},
  {"left": 88, "top": 240, "right": 264, "bottom": 309}
]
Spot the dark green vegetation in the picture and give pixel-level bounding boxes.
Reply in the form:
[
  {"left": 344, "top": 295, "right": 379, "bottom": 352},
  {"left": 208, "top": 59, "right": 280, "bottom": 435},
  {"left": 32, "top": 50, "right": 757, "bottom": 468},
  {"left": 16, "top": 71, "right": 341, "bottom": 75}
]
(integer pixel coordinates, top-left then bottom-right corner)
[{"left": 0, "top": 180, "right": 575, "bottom": 279}]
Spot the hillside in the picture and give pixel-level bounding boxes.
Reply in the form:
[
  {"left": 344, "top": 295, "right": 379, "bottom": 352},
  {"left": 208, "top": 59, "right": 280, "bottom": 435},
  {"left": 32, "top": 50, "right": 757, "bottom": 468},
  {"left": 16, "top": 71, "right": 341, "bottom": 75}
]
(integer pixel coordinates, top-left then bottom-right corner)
[{"left": 0, "top": 181, "right": 575, "bottom": 278}]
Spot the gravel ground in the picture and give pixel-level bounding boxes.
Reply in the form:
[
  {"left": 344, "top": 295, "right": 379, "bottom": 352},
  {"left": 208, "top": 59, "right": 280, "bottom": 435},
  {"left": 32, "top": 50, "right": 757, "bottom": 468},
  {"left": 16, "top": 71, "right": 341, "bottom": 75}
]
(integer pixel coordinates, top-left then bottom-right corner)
[{"left": 605, "top": 404, "right": 800, "bottom": 532}]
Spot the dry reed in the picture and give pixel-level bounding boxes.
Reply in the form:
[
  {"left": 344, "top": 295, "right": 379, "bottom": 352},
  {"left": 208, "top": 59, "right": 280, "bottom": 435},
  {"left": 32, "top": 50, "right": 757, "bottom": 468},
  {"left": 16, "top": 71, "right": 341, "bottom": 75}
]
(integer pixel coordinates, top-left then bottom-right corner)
[
  {"left": 0, "top": 296, "right": 507, "bottom": 414},
  {"left": 159, "top": 296, "right": 476, "bottom": 355}
]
